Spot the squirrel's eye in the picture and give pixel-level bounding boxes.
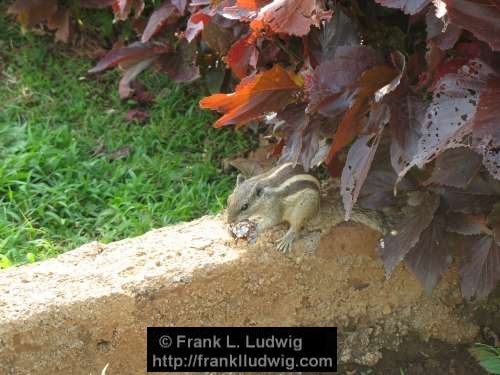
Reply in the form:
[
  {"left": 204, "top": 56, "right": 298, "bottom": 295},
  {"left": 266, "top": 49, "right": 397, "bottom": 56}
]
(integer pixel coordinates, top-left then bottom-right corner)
[{"left": 241, "top": 203, "right": 248, "bottom": 211}]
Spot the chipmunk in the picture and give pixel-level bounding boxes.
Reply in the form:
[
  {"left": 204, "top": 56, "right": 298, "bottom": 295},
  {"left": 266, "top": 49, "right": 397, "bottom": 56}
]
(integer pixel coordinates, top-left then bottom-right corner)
[
  {"left": 226, "top": 162, "right": 320, "bottom": 252},
  {"left": 226, "top": 162, "right": 387, "bottom": 252}
]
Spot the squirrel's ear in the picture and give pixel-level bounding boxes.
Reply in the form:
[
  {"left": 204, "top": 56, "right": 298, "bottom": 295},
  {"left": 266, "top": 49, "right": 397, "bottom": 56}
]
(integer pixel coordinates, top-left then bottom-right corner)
[{"left": 236, "top": 174, "right": 246, "bottom": 186}]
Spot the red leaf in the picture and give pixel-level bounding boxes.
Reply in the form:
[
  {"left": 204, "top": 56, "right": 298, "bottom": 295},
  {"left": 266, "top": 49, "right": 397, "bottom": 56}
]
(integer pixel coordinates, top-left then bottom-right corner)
[
  {"left": 444, "top": 0, "right": 500, "bottom": 51},
  {"left": 226, "top": 33, "right": 258, "bottom": 79},
  {"left": 199, "top": 64, "right": 302, "bottom": 128},
  {"left": 250, "top": 0, "right": 330, "bottom": 37},
  {"left": 341, "top": 114, "right": 386, "bottom": 220},
  {"left": 184, "top": 11, "right": 211, "bottom": 42},
  {"left": 141, "top": 2, "right": 179, "bottom": 43},
  {"left": 88, "top": 42, "right": 165, "bottom": 73},
  {"left": 380, "top": 192, "right": 440, "bottom": 277},
  {"left": 460, "top": 235, "right": 500, "bottom": 299},
  {"left": 326, "top": 65, "right": 399, "bottom": 163},
  {"left": 236, "top": 0, "right": 271, "bottom": 10},
  {"left": 7, "top": 0, "right": 58, "bottom": 28},
  {"left": 374, "top": 0, "right": 431, "bottom": 14},
  {"left": 405, "top": 215, "right": 451, "bottom": 293}
]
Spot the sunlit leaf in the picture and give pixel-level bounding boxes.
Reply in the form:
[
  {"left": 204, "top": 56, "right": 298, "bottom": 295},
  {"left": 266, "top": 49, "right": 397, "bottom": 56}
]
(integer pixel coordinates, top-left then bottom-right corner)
[
  {"left": 396, "top": 59, "right": 496, "bottom": 180},
  {"left": 226, "top": 33, "right": 258, "bottom": 79},
  {"left": 250, "top": 0, "right": 330, "bottom": 37},
  {"left": 199, "top": 64, "right": 302, "bottom": 128}
]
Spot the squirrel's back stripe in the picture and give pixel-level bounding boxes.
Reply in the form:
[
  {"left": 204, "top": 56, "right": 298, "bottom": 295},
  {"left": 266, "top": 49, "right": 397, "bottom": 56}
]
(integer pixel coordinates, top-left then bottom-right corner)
[
  {"left": 273, "top": 174, "right": 320, "bottom": 196},
  {"left": 257, "top": 162, "right": 307, "bottom": 188}
]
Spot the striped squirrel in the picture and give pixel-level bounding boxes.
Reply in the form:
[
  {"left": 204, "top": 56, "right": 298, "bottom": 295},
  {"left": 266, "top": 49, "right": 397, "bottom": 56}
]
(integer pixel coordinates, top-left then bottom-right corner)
[{"left": 226, "top": 162, "right": 387, "bottom": 252}]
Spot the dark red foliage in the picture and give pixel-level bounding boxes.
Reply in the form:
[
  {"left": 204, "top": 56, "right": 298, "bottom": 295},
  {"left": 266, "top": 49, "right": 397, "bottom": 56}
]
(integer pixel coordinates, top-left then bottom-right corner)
[{"left": 9, "top": 0, "right": 500, "bottom": 299}]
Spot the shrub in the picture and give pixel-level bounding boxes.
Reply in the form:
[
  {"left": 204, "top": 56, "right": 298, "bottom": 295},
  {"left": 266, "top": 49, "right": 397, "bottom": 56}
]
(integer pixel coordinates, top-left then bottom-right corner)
[{"left": 7, "top": 0, "right": 500, "bottom": 299}]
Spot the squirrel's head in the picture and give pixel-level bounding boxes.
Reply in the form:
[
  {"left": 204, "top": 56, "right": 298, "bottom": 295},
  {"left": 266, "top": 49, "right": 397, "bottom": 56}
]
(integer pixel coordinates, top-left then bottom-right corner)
[{"left": 226, "top": 174, "right": 267, "bottom": 223}]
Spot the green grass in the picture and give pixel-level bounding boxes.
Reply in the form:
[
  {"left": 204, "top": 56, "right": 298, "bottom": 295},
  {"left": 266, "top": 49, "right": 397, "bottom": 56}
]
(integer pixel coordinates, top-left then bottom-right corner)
[{"left": 0, "top": 13, "right": 253, "bottom": 266}]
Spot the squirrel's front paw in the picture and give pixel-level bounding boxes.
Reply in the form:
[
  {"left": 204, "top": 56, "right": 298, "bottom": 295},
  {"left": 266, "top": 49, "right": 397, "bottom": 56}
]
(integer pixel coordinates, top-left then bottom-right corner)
[{"left": 276, "top": 231, "right": 295, "bottom": 252}]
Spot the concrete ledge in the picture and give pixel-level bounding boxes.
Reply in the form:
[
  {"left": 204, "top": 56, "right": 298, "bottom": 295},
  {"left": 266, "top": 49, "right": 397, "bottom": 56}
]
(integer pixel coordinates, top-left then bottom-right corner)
[{"left": 0, "top": 206, "right": 478, "bottom": 374}]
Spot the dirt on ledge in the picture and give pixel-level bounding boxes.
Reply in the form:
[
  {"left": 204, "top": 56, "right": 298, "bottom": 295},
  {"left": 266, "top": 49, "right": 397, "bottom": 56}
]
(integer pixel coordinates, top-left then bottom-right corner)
[{"left": 0, "top": 200, "right": 492, "bottom": 374}]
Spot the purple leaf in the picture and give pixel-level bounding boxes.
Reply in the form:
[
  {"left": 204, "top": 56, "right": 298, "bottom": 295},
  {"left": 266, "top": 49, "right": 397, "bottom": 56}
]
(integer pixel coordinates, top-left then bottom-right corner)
[
  {"left": 405, "top": 214, "right": 451, "bottom": 293},
  {"left": 471, "top": 79, "right": 500, "bottom": 179},
  {"left": 306, "top": 9, "right": 359, "bottom": 66},
  {"left": 374, "top": 0, "right": 431, "bottom": 15},
  {"left": 389, "top": 93, "right": 425, "bottom": 176},
  {"left": 380, "top": 192, "right": 440, "bottom": 277},
  {"left": 309, "top": 46, "right": 381, "bottom": 117},
  {"left": 425, "top": 147, "right": 482, "bottom": 188},
  {"left": 446, "top": 212, "right": 490, "bottom": 235},
  {"left": 473, "top": 79, "right": 500, "bottom": 144},
  {"left": 141, "top": 2, "right": 179, "bottom": 43},
  {"left": 460, "top": 235, "right": 500, "bottom": 299},
  {"left": 426, "top": 7, "right": 462, "bottom": 51},
  {"left": 88, "top": 42, "right": 163, "bottom": 73},
  {"left": 171, "top": 0, "right": 187, "bottom": 14},
  {"left": 275, "top": 104, "right": 326, "bottom": 171},
  {"left": 441, "top": 187, "right": 498, "bottom": 214},
  {"left": 157, "top": 39, "right": 200, "bottom": 82},
  {"left": 341, "top": 106, "right": 388, "bottom": 220},
  {"left": 396, "top": 59, "right": 496, "bottom": 180},
  {"left": 118, "top": 57, "right": 156, "bottom": 99},
  {"left": 444, "top": 0, "right": 500, "bottom": 51}
]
